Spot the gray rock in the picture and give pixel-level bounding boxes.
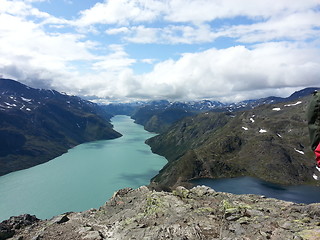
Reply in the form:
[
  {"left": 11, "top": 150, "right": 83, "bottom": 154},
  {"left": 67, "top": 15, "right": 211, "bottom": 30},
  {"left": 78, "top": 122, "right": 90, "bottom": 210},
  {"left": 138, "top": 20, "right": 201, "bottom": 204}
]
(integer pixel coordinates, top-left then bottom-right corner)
[
  {"left": 5, "top": 186, "right": 320, "bottom": 240},
  {"left": 78, "top": 226, "right": 93, "bottom": 234},
  {"left": 0, "top": 224, "right": 15, "bottom": 240},
  {"left": 0, "top": 214, "right": 39, "bottom": 240},
  {"left": 245, "top": 209, "right": 264, "bottom": 217},
  {"left": 83, "top": 231, "right": 102, "bottom": 240},
  {"left": 51, "top": 214, "right": 69, "bottom": 224}
]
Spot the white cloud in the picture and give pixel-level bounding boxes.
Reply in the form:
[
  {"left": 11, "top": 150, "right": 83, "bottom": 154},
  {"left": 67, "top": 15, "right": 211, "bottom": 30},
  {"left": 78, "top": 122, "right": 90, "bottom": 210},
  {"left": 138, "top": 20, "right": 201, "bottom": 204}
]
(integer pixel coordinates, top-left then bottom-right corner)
[
  {"left": 0, "top": 5, "right": 99, "bottom": 91},
  {"left": 124, "top": 25, "right": 160, "bottom": 43},
  {"left": 0, "top": 1, "right": 134, "bottom": 98},
  {"left": 141, "top": 59, "right": 156, "bottom": 64},
  {"left": 0, "top": 0, "right": 48, "bottom": 17},
  {"left": 75, "top": 0, "right": 320, "bottom": 45},
  {"left": 161, "top": 24, "right": 218, "bottom": 44},
  {"left": 223, "top": 10, "right": 320, "bottom": 43},
  {"left": 90, "top": 1, "right": 320, "bottom": 45},
  {"left": 0, "top": 14, "right": 94, "bottom": 62},
  {"left": 165, "top": 0, "right": 319, "bottom": 23},
  {"left": 135, "top": 42, "right": 320, "bottom": 101},
  {"left": 106, "top": 27, "right": 130, "bottom": 35},
  {"left": 0, "top": 0, "right": 70, "bottom": 26},
  {"left": 92, "top": 45, "right": 136, "bottom": 71},
  {"left": 110, "top": 24, "right": 219, "bottom": 44},
  {"left": 76, "top": 0, "right": 319, "bottom": 26},
  {"left": 76, "top": 0, "right": 165, "bottom": 26},
  {"left": 0, "top": 0, "right": 319, "bottom": 103},
  {"left": 0, "top": 5, "right": 138, "bottom": 99}
]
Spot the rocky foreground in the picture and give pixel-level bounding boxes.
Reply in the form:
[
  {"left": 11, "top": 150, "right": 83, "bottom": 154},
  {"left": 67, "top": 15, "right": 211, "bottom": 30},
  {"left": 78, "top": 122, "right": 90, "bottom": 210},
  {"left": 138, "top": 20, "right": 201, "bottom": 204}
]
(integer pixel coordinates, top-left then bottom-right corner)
[{"left": 1, "top": 186, "right": 320, "bottom": 240}]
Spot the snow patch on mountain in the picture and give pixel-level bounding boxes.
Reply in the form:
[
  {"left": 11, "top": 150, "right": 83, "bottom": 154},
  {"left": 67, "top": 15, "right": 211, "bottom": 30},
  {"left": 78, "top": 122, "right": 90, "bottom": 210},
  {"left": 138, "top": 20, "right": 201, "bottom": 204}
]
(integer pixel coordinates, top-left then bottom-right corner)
[
  {"left": 21, "top": 97, "right": 32, "bottom": 102},
  {"left": 284, "top": 101, "right": 302, "bottom": 107},
  {"left": 294, "top": 148, "right": 304, "bottom": 155}
]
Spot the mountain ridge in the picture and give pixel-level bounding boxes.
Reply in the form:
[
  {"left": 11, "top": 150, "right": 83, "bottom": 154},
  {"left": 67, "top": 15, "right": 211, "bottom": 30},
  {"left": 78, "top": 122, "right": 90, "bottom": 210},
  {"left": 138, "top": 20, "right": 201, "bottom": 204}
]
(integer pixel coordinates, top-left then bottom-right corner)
[
  {"left": 0, "top": 78, "right": 121, "bottom": 176},
  {"left": 146, "top": 95, "right": 319, "bottom": 189},
  {"left": 104, "top": 87, "right": 319, "bottom": 133}
]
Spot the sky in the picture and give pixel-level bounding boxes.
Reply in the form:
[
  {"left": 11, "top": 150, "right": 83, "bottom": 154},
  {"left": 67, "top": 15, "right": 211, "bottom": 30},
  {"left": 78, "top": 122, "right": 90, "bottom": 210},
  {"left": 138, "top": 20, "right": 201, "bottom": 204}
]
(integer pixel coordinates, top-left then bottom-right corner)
[{"left": 0, "top": 0, "right": 319, "bottom": 103}]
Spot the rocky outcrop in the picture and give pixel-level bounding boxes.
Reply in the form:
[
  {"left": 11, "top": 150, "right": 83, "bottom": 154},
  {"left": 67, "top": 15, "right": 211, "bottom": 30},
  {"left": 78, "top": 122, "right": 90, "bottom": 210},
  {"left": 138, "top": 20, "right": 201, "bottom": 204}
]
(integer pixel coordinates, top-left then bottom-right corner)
[
  {"left": 0, "top": 214, "right": 39, "bottom": 240},
  {"left": 3, "top": 186, "right": 320, "bottom": 240}
]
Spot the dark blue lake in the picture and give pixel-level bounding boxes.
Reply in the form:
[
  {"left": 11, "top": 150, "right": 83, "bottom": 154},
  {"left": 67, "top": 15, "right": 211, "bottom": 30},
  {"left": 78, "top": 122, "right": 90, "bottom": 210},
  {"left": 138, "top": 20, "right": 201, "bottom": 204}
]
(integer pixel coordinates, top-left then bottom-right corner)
[{"left": 192, "top": 177, "right": 320, "bottom": 204}]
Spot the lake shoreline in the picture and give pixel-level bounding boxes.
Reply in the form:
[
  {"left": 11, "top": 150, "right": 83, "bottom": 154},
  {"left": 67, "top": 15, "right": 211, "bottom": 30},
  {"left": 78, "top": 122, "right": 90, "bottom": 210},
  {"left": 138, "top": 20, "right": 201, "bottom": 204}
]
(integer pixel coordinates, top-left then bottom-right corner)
[
  {"left": 191, "top": 176, "right": 320, "bottom": 204},
  {"left": 0, "top": 115, "right": 167, "bottom": 221}
]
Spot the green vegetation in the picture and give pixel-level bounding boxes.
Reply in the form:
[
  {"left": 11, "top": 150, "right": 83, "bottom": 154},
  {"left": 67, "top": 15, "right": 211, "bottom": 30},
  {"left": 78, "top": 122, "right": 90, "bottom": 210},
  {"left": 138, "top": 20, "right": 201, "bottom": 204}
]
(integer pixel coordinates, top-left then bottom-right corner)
[{"left": 147, "top": 96, "right": 318, "bottom": 189}]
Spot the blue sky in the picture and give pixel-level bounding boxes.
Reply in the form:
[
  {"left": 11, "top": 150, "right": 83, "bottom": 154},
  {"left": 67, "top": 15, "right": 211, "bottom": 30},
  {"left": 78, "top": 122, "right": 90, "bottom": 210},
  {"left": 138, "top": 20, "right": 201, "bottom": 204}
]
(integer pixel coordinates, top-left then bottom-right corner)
[{"left": 0, "top": 0, "right": 320, "bottom": 103}]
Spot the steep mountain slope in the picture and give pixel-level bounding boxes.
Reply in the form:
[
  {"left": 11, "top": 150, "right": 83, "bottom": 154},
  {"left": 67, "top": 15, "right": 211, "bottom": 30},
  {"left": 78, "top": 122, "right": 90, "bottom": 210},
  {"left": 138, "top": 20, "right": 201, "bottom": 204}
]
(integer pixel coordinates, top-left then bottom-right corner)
[
  {"left": 147, "top": 95, "right": 318, "bottom": 189},
  {"left": 0, "top": 78, "right": 121, "bottom": 176}
]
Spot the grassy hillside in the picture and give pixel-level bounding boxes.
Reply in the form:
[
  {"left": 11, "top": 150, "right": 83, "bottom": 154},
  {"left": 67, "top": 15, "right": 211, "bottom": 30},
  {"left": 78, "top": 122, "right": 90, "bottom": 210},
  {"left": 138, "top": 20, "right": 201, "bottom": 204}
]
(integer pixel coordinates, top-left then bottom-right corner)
[{"left": 146, "top": 95, "right": 318, "bottom": 189}]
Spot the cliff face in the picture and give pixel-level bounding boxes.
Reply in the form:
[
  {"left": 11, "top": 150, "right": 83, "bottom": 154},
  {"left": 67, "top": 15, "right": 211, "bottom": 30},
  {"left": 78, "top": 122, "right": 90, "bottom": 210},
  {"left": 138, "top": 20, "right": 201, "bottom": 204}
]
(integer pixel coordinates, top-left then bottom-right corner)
[
  {"left": 2, "top": 186, "right": 320, "bottom": 240},
  {"left": 146, "top": 96, "right": 317, "bottom": 189}
]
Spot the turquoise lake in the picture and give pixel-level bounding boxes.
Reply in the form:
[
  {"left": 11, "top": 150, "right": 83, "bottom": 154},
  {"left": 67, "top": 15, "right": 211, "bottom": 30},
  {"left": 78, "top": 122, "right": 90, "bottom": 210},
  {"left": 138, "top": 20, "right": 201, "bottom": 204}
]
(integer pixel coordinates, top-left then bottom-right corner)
[{"left": 0, "top": 115, "right": 167, "bottom": 221}]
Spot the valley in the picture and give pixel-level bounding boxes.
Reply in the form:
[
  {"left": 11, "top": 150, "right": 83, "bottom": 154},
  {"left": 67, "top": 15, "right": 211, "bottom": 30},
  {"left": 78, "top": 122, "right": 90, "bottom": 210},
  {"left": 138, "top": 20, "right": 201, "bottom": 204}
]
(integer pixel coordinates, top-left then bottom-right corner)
[
  {"left": 1, "top": 77, "right": 319, "bottom": 189},
  {"left": 105, "top": 88, "right": 320, "bottom": 189},
  {"left": 1, "top": 78, "right": 320, "bottom": 240}
]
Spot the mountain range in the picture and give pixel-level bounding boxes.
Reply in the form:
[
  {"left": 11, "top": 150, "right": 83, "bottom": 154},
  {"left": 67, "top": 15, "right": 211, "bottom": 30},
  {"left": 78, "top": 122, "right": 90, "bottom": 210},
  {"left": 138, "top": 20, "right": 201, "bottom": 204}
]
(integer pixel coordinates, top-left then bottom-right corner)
[
  {"left": 0, "top": 78, "right": 121, "bottom": 176},
  {"left": 105, "top": 87, "right": 318, "bottom": 133},
  {"left": 1, "top": 77, "right": 319, "bottom": 189}
]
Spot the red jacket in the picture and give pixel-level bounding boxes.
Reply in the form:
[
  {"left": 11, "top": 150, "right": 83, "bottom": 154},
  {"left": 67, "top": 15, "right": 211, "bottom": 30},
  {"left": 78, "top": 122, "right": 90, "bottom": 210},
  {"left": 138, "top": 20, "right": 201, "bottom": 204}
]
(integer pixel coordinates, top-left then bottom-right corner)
[
  {"left": 307, "top": 90, "right": 320, "bottom": 166},
  {"left": 316, "top": 143, "right": 320, "bottom": 167}
]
